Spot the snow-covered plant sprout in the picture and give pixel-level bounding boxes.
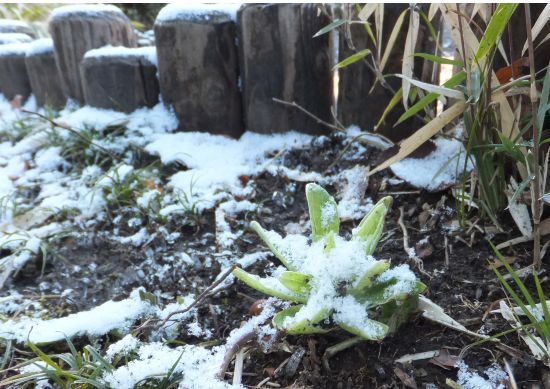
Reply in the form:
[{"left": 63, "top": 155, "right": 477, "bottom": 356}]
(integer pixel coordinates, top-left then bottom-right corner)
[{"left": 233, "top": 183, "right": 426, "bottom": 341}]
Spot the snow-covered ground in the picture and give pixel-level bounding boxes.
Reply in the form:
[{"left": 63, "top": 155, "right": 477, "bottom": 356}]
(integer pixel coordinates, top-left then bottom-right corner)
[{"left": 0, "top": 94, "right": 504, "bottom": 387}]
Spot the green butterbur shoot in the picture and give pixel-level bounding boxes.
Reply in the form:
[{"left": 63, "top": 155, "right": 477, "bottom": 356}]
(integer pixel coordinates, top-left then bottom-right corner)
[{"left": 233, "top": 183, "right": 426, "bottom": 341}]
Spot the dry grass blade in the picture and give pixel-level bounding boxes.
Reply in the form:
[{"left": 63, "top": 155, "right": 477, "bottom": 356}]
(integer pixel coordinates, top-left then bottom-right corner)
[
  {"left": 499, "top": 300, "right": 547, "bottom": 361},
  {"left": 521, "top": 3, "right": 550, "bottom": 55},
  {"left": 441, "top": 4, "right": 476, "bottom": 65},
  {"left": 368, "top": 100, "right": 466, "bottom": 176},
  {"left": 358, "top": 3, "right": 377, "bottom": 22},
  {"left": 471, "top": 3, "right": 490, "bottom": 24},
  {"left": 428, "top": 3, "right": 439, "bottom": 21},
  {"left": 441, "top": 4, "right": 520, "bottom": 143},
  {"left": 402, "top": 7, "right": 420, "bottom": 109},
  {"left": 374, "top": 4, "right": 384, "bottom": 60},
  {"left": 394, "top": 74, "right": 465, "bottom": 100},
  {"left": 380, "top": 9, "right": 408, "bottom": 72}
]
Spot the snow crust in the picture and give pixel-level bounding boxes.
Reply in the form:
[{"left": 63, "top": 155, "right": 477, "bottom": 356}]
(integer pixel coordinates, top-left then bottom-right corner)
[
  {"left": 102, "top": 299, "right": 278, "bottom": 389},
  {"left": 0, "top": 289, "right": 156, "bottom": 343},
  {"left": 50, "top": 4, "right": 125, "bottom": 21},
  {"left": 0, "top": 19, "right": 30, "bottom": 28},
  {"left": 390, "top": 137, "right": 473, "bottom": 191},
  {"left": 0, "top": 42, "right": 30, "bottom": 56},
  {"left": 456, "top": 361, "right": 508, "bottom": 389},
  {"left": 146, "top": 131, "right": 313, "bottom": 212},
  {"left": 25, "top": 38, "right": 54, "bottom": 56},
  {"left": 156, "top": 3, "right": 240, "bottom": 23},
  {"left": 84, "top": 45, "right": 157, "bottom": 66},
  {"left": 0, "top": 32, "right": 32, "bottom": 44}
]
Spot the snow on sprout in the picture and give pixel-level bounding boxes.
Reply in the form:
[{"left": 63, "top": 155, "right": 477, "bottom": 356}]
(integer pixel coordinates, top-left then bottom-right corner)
[{"left": 234, "top": 184, "right": 426, "bottom": 340}]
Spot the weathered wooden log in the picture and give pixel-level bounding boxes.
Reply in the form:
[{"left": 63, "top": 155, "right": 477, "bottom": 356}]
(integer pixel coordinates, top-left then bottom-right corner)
[
  {"left": 238, "top": 4, "right": 332, "bottom": 135},
  {"left": 24, "top": 39, "right": 66, "bottom": 109},
  {"left": 0, "top": 43, "right": 32, "bottom": 102},
  {"left": 81, "top": 46, "right": 159, "bottom": 113},
  {"left": 0, "top": 32, "right": 32, "bottom": 45},
  {"left": 49, "top": 4, "right": 137, "bottom": 104},
  {"left": 0, "top": 19, "right": 35, "bottom": 38},
  {"left": 154, "top": 4, "right": 242, "bottom": 137},
  {"left": 337, "top": 4, "right": 433, "bottom": 141}
]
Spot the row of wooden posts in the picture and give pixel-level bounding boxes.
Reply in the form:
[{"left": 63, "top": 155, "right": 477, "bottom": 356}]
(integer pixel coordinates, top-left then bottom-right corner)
[{"left": 0, "top": 4, "right": 413, "bottom": 138}]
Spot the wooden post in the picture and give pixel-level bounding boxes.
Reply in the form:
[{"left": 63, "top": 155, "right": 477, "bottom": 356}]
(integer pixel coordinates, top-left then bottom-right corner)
[
  {"left": 238, "top": 4, "right": 332, "bottom": 135},
  {"left": 81, "top": 46, "right": 159, "bottom": 113},
  {"left": 0, "top": 32, "right": 32, "bottom": 45},
  {"left": 0, "top": 43, "right": 32, "bottom": 102},
  {"left": 25, "top": 39, "right": 66, "bottom": 109},
  {"left": 154, "top": 4, "right": 242, "bottom": 137},
  {"left": 48, "top": 4, "right": 136, "bottom": 104},
  {"left": 0, "top": 19, "right": 35, "bottom": 38}
]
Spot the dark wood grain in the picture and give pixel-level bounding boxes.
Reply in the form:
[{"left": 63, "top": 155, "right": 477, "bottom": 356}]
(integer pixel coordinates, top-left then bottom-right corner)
[
  {"left": 155, "top": 14, "right": 242, "bottom": 137},
  {"left": 238, "top": 4, "right": 333, "bottom": 135},
  {"left": 49, "top": 11, "right": 136, "bottom": 104},
  {"left": 81, "top": 53, "right": 159, "bottom": 113},
  {"left": 25, "top": 49, "right": 66, "bottom": 109}
]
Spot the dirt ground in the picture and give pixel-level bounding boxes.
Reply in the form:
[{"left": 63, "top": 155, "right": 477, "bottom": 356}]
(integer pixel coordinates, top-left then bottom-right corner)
[{"left": 3, "top": 132, "right": 548, "bottom": 388}]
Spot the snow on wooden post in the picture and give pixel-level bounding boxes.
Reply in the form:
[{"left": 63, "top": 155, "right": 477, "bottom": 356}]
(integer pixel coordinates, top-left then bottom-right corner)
[
  {"left": 0, "top": 19, "right": 35, "bottom": 38},
  {"left": 24, "top": 39, "right": 66, "bottom": 109},
  {"left": 238, "top": 4, "right": 332, "bottom": 135},
  {"left": 154, "top": 4, "right": 242, "bottom": 137},
  {"left": 0, "top": 43, "right": 32, "bottom": 102},
  {"left": 81, "top": 46, "right": 159, "bottom": 113},
  {"left": 48, "top": 4, "right": 137, "bottom": 104},
  {"left": 0, "top": 33, "right": 32, "bottom": 45}
]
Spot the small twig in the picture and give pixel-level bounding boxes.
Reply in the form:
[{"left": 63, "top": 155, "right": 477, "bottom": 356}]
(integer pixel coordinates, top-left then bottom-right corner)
[
  {"left": 272, "top": 98, "right": 344, "bottom": 133},
  {"left": 21, "top": 109, "right": 122, "bottom": 163},
  {"left": 398, "top": 206, "right": 428, "bottom": 276},
  {"left": 444, "top": 235, "right": 450, "bottom": 268},
  {"left": 322, "top": 336, "right": 363, "bottom": 370},
  {"left": 217, "top": 329, "right": 256, "bottom": 380},
  {"left": 157, "top": 265, "right": 237, "bottom": 329},
  {"left": 232, "top": 346, "right": 247, "bottom": 386}
]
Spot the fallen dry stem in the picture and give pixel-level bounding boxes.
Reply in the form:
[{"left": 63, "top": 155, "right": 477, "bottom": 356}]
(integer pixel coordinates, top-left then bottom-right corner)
[{"left": 157, "top": 265, "right": 237, "bottom": 329}]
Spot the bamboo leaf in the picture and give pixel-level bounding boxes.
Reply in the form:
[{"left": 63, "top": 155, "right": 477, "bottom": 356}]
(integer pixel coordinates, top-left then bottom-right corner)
[
  {"left": 537, "top": 62, "right": 550, "bottom": 130},
  {"left": 358, "top": 3, "right": 377, "bottom": 22},
  {"left": 413, "top": 53, "right": 463, "bottom": 66},
  {"left": 476, "top": 4, "right": 518, "bottom": 62},
  {"left": 306, "top": 183, "right": 340, "bottom": 242},
  {"left": 402, "top": 8, "right": 420, "bottom": 109},
  {"left": 428, "top": 3, "right": 439, "bottom": 21},
  {"left": 396, "top": 71, "right": 466, "bottom": 125},
  {"left": 380, "top": 9, "right": 408, "bottom": 72},
  {"left": 313, "top": 18, "right": 346, "bottom": 38},
  {"left": 375, "top": 86, "right": 403, "bottom": 130},
  {"left": 521, "top": 3, "right": 550, "bottom": 55},
  {"left": 333, "top": 48, "right": 371, "bottom": 69},
  {"left": 375, "top": 4, "right": 384, "bottom": 60},
  {"left": 394, "top": 74, "right": 465, "bottom": 100},
  {"left": 369, "top": 101, "right": 467, "bottom": 176}
]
